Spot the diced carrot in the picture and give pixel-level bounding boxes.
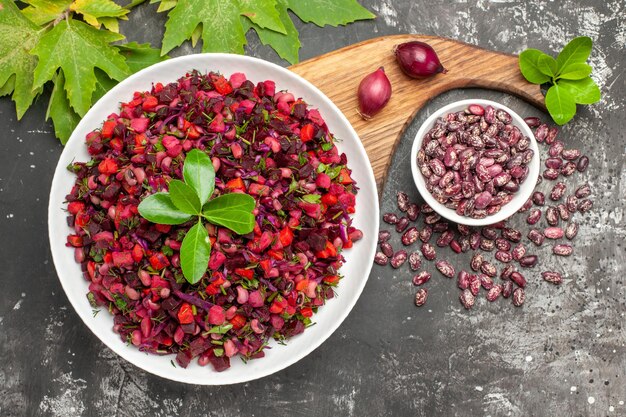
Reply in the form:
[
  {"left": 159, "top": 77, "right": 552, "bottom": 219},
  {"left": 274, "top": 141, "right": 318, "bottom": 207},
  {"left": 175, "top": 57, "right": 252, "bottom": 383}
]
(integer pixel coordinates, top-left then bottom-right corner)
[
  {"left": 337, "top": 168, "right": 353, "bottom": 184},
  {"left": 295, "top": 279, "right": 309, "bottom": 292},
  {"left": 177, "top": 303, "right": 194, "bottom": 324},
  {"left": 226, "top": 177, "right": 246, "bottom": 192},
  {"left": 101, "top": 120, "right": 116, "bottom": 138},
  {"left": 300, "top": 307, "right": 313, "bottom": 318},
  {"left": 300, "top": 124, "right": 315, "bottom": 142},
  {"left": 213, "top": 76, "right": 233, "bottom": 95},
  {"left": 142, "top": 95, "right": 158, "bottom": 111},
  {"left": 278, "top": 227, "right": 294, "bottom": 247}
]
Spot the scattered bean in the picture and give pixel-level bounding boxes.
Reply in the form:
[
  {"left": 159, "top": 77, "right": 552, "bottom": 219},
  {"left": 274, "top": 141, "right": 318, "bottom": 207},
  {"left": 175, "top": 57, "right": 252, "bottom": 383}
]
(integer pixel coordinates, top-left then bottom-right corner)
[
  {"left": 527, "top": 229, "right": 545, "bottom": 246},
  {"left": 409, "top": 252, "right": 422, "bottom": 271},
  {"left": 480, "top": 261, "right": 497, "bottom": 277},
  {"left": 577, "top": 156, "right": 589, "bottom": 172},
  {"left": 565, "top": 222, "right": 579, "bottom": 240},
  {"left": 487, "top": 285, "right": 503, "bottom": 301},
  {"left": 397, "top": 191, "right": 410, "bottom": 212},
  {"left": 460, "top": 289, "right": 475, "bottom": 309},
  {"left": 469, "top": 275, "right": 481, "bottom": 296},
  {"left": 383, "top": 212, "right": 399, "bottom": 224},
  {"left": 378, "top": 230, "right": 391, "bottom": 243},
  {"left": 390, "top": 250, "right": 408, "bottom": 268},
  {"left": 395, "top": 217, "right": 410, "bottom": 233},
  {"left": 544, "top": 227, "right": 564, "bottom": 239},
  {"left": 412, "top": 271, "right": 431, "bottom": 286},
  {"left": 421, "top": 243, "right": 436, "bottom": 261},
  {"left": 519, "top": 255, "right": 538, "bottom": 268},
  {"left": 374, "top": 252, "right": 388, "bottom": 266},
  {"left": 546, "top": 206, "right": 559, "bottom": 226},
  {"left": 553, "top": 244, "right": 573, "bottom": 256},
  {"left": 512, "top": 288, "right": 525, "bottom": 306},
  {"left": 414, "top": 288, "right": 428, "bottom": 306},
  {"left": 502, "top": 281, "right": 514, "bottom": 298},
  {"left": 458, "top": 270, "right": 471, "bottom": 289},
  {"left": 510, "top": 271, "right": 527, "bottom": 288},
  {"left": 575, "top": 183, "right": 591, "bottom": 199},
  {"left": 550, "top": 182, "right": 567, "bottom": 201},
  {"left": 401, "top": 227, "right": 419, "bottom": 246},
  {"left": 419, "top": 226, "right": 433, "bottom": 243},
  {"left": 380, "top": 242, "right": 393, "bottom": 258},
  {"left": 526, "top": 209, "right": 542, "bottom": 225},
  {"left": 542, "top": 271, "right": 563, "bottom": 285},
  {"left": 578, "top": 199, "right": 593, "bottom": 213},
  {"left": 501, "top": 264, "right": 515, "bottom": 280},
  {"left": 471, "top": 253, "right": 484, "bottom": 272},
  {"left": 511, "top": 243, "right": 526, "bottom": 261}
]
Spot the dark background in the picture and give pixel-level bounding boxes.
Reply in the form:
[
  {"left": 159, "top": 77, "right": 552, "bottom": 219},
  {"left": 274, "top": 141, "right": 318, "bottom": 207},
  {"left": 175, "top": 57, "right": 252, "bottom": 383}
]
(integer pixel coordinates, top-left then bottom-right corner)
[{"left": 1, "top": 1, "right": 625, "bottom": 416}]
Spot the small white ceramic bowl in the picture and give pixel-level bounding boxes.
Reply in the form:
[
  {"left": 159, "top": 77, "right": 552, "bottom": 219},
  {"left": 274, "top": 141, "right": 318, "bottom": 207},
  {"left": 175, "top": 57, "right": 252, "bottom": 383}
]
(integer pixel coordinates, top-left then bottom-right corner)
[{"left": 410, "top": 99, "right": 540, "bottom": 226}]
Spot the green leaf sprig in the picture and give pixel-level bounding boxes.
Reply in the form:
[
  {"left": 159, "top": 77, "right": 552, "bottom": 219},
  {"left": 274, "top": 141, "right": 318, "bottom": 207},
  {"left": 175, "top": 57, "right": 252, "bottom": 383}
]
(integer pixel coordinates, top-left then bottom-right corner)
[
  {"left": 138, "top": 149, "right": 256, "bottom": 284},
  {"left": 519, "top": 36, "right": 601, "bottom": 125}
]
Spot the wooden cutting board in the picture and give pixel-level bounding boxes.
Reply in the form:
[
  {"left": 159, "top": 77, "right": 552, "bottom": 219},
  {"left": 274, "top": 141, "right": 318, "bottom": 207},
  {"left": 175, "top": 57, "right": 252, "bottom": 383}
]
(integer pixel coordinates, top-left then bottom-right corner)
[{"left": 289, "top": 34, "right": 545, "bottom": 192}]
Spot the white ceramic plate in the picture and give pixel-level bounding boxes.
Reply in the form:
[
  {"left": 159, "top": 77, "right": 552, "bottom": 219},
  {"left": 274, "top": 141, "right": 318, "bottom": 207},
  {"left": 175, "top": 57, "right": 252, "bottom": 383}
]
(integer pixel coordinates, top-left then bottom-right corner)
[
  {"left": 410, "top": 99, "right": 540, "bottom": 226},
  {"left": 48, "top": 54, "right": 379, "bottom": 385}
]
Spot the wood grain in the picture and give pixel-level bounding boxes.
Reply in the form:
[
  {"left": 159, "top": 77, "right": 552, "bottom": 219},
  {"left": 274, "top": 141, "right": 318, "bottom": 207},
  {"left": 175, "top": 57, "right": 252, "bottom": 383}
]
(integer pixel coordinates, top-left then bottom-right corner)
[{"left": 289, "top": 34, "right": 545, "bottom": 192}]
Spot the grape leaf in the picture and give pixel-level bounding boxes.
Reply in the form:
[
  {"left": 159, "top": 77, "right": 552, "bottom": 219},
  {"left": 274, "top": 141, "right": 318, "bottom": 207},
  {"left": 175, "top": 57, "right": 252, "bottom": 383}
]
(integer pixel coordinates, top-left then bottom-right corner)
[
  {"left": 97, "top": 16, "right": 121, "bottom": 33},
  {"left": 0, "top": 75, "right": 15, "bottom": 97},
  {"left": 161, "top": 0, "right": 286, "bottom": 55},
  {"left": 190, "top": 23, "right": 202, "bottom": 47},
  {"left": 92, "top": 43, "right": 166, "bottom": 108},
  {"left": 125, "top": 0, "right": 149, "bottom": 8},
  {"left": 31, "top": 18, "right": 130, "bottom": 116},
  {"left": 117, "top": 42, "right": 168, "bottom": 73},
  {"left": 161, "top": 0, "right": 245, "bottom": 54},
  {"left": 242, "top": 0, "right": 300, "bottom": 64},
  {"left": 71, "top": 0, "right": 129, "bottom": 29},
  {"left": 285, "top": 0, "right": 374, "bottom": 27},
  {"left": 237, "top": 0, "right": 286, "bottom": 34},
  {"left": 91, "top": 69, "right": 117, "bottom": 103},
  {"left": 149, "top": 0, "right": 177, "bottom": 12},
  {"left": 46, "top": 70, "right": 81, "bottom": 144},
  {"left": 0, "top": 0, "right": 45, "bottom": 119},
  {"left": 20, "top": 0, "right": 72, "bottom": 26}
]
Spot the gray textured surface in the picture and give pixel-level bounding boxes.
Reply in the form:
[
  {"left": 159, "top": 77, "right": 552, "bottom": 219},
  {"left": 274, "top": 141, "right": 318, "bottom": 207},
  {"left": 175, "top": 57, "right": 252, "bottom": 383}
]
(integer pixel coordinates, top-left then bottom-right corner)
[{"left": 1, "top": 1, "right": 625, "bottom": 416}]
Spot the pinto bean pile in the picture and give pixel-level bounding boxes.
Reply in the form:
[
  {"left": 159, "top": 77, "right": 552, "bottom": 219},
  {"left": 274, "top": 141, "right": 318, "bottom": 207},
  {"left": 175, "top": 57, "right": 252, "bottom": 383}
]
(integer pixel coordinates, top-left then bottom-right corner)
[{"left": 375, "top": 113, "right": 592, "bottom": 309}]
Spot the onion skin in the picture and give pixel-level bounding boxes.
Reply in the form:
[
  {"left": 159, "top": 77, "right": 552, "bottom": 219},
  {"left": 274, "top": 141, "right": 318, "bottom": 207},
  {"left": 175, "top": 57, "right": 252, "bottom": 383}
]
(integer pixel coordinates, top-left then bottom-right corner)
[
  {"left": 394, "top": 41, "right": 447, "bottom": 78},
  {"left": 357, "top": 67, "right": 392, "bottom": 120}
]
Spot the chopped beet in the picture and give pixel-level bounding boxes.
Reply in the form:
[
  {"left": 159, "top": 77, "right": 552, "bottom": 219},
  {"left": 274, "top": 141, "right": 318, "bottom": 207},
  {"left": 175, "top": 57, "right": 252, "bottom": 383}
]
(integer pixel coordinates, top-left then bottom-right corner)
[{"left": 65, "top": 70, "right": 361, "bottom": 372}]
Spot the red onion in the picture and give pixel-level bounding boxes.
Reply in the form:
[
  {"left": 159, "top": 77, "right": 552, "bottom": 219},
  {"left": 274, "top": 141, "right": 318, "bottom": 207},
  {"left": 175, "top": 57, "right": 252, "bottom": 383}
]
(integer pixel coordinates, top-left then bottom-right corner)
[
  {"left": 357, "top": 67, "right": 392, "bottom": 120},
  {"left": 394, "top": 41, "right": 447, "bottom": 78}
]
